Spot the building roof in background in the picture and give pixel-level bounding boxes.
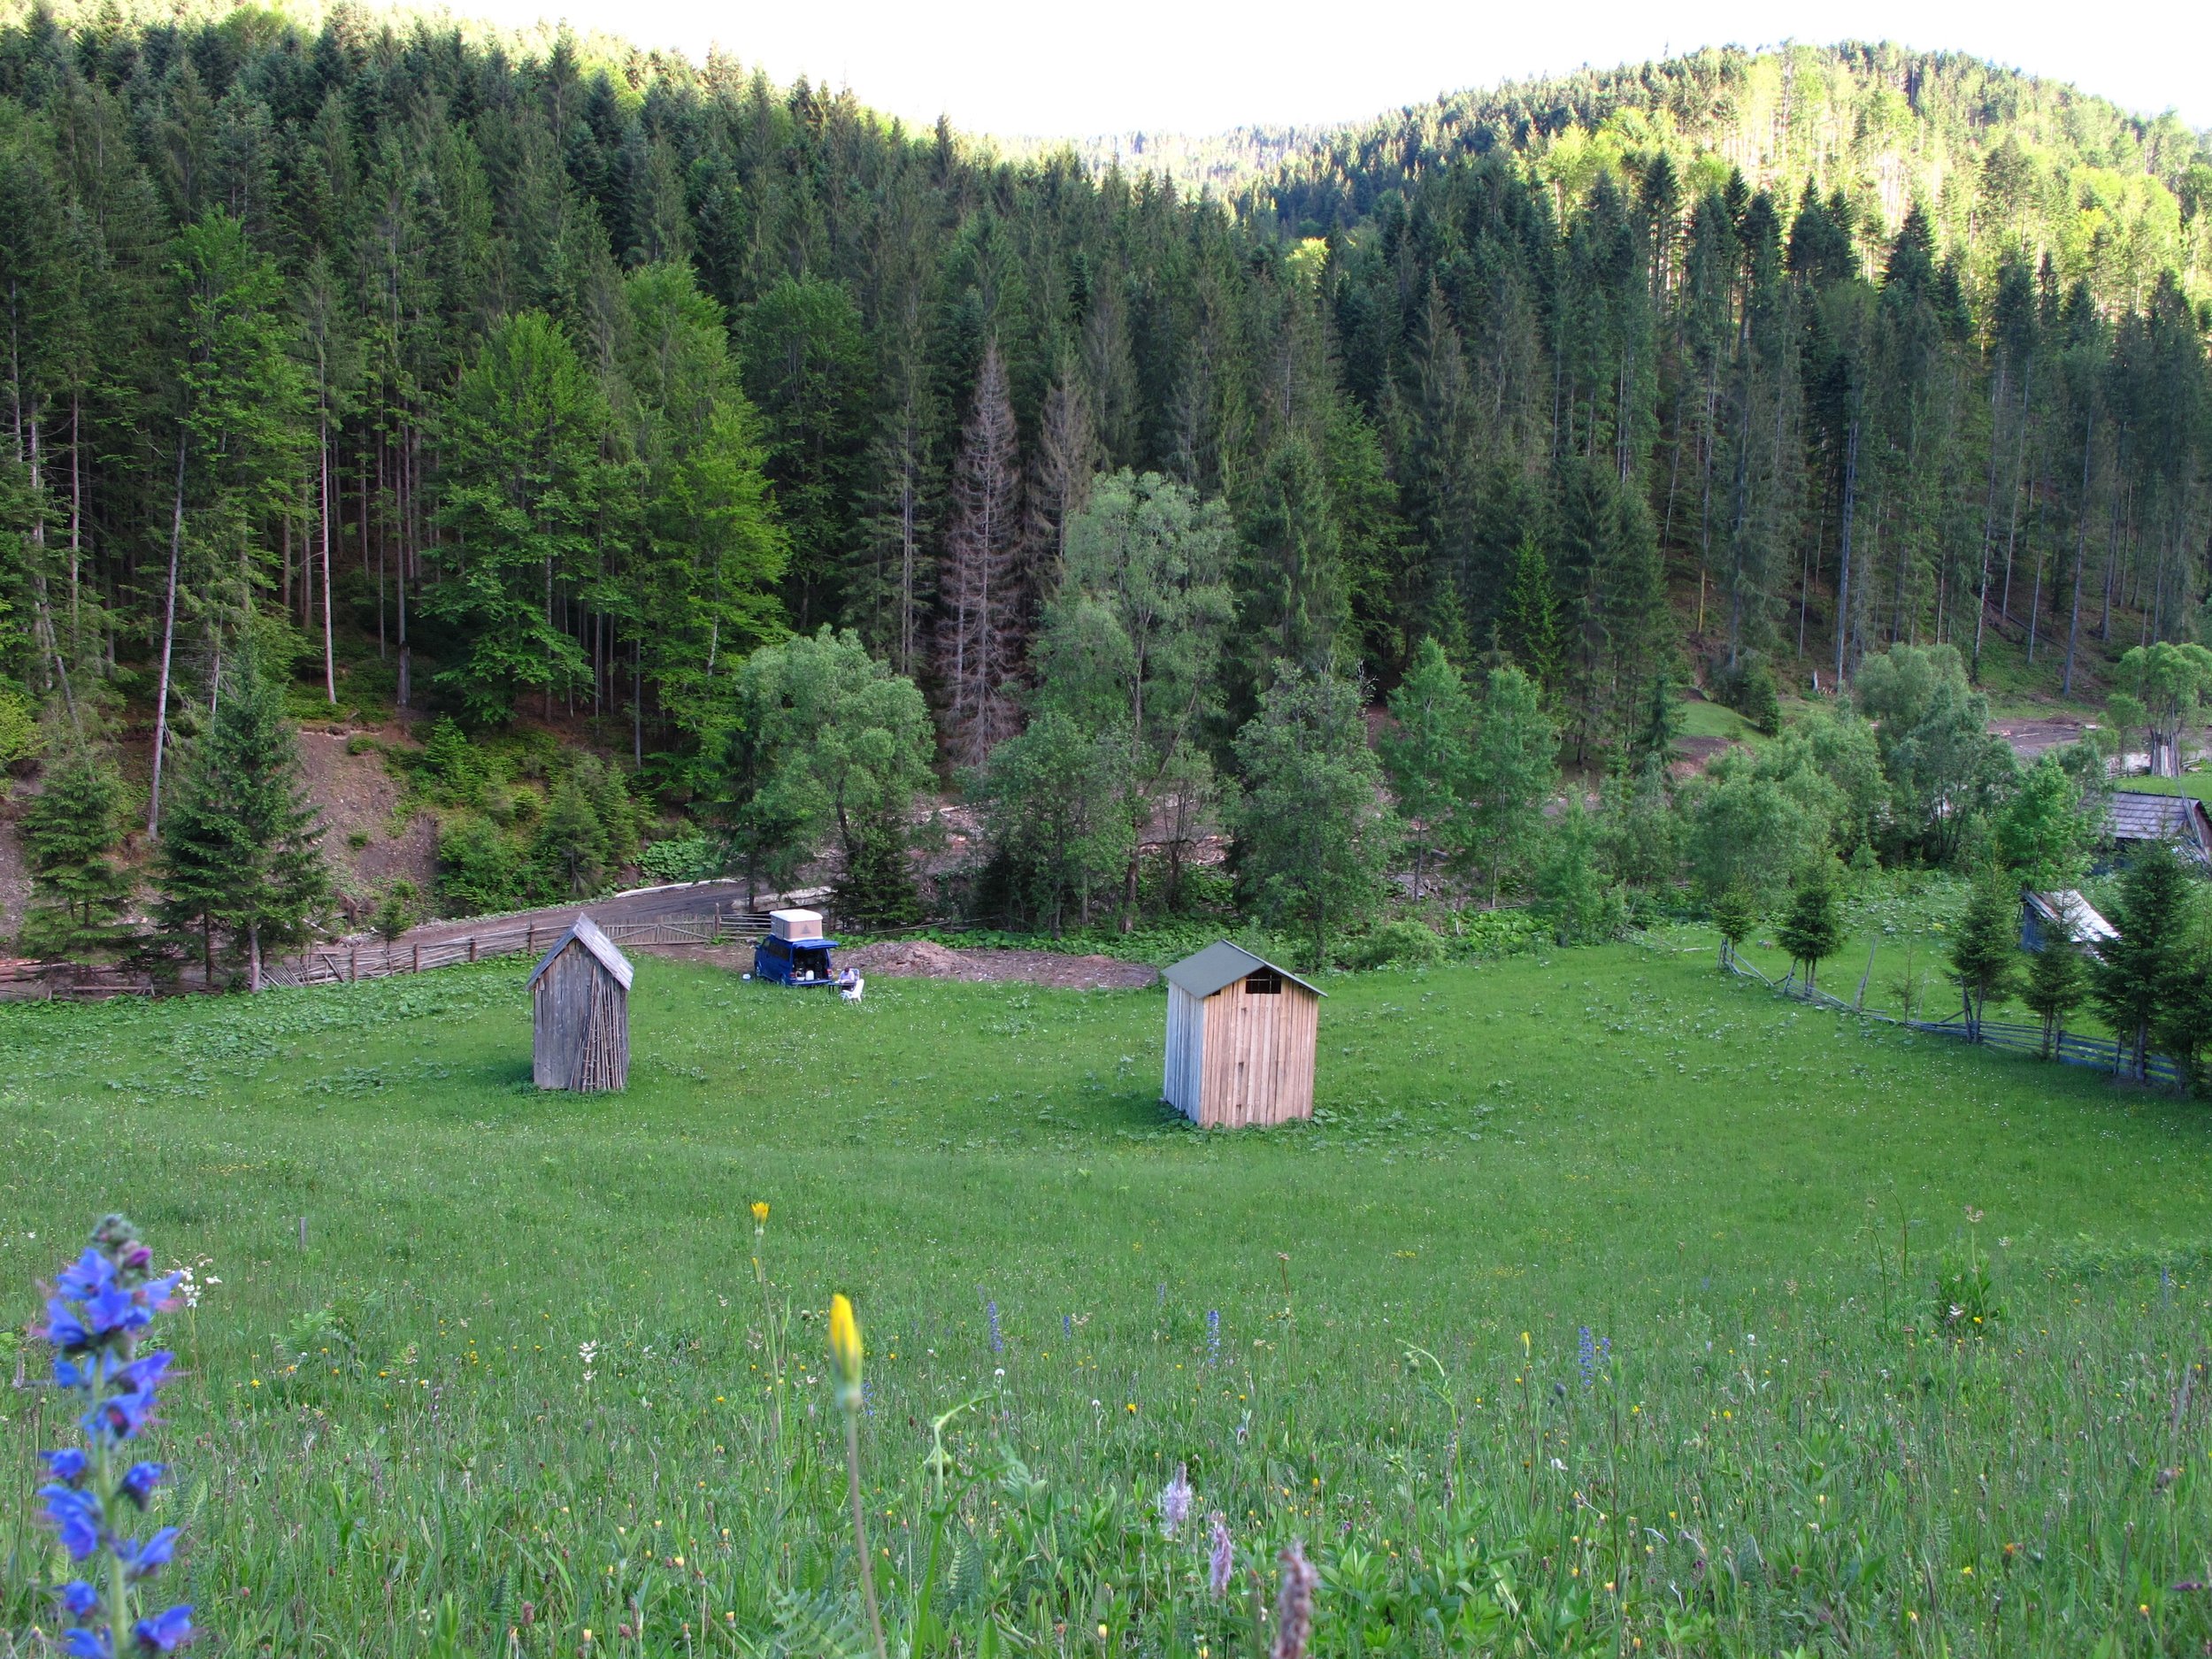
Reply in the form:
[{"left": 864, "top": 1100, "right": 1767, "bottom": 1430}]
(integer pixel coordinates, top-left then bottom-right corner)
[
  {"left": 1163, "top": 940, "right": 1325, "bottom": 1000},
  {"left": 2107, "top": 789, "right": 2212, "bottom": 849},
  {"left": 2024, "top": 888, "right": 2120, "bottom": 947},
  {"left": 527, "top": 912, "right": 634, "bottom": 992}
]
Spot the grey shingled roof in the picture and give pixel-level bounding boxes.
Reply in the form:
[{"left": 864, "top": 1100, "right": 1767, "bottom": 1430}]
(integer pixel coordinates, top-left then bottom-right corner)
[
  {"left": 527, "top": 912, "right": 634, "bottom": 992},
  {"left": 1163, "top": 940, "right": 1325, "bottom": 1000},
  {"left": 2107, "top": 789, "right": 2212, "bottom": 849}
]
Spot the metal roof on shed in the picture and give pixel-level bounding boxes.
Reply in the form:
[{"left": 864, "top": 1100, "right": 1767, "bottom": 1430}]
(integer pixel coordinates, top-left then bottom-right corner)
[
  {"left": 1162, "top": 940, "right": 1325, "bottom": 1000},
  {"left": 2023, "top": 888, "right": 2119, "bottom": 946},
  {"left": 527, "top": 912, "right": 634, "bottom": 992}
]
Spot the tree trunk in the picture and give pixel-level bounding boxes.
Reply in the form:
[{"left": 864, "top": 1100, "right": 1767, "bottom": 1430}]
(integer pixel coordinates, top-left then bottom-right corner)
[
  {"left": 149, "top": 434, "right": 188, "bottom": 835},
  {"left": 321, "top": 418, "right": 336, "bottom": 703}
]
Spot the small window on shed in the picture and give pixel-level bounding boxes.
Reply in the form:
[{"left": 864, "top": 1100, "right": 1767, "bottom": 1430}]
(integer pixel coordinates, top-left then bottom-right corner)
[{"left": 1244, "top": 967, "right": 1282, "bottom": 995}]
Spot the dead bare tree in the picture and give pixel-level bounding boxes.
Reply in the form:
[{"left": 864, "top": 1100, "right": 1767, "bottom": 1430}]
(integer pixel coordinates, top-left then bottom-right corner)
[{"left": 939, "top": 340, "right": 1025, "bottom": 769}]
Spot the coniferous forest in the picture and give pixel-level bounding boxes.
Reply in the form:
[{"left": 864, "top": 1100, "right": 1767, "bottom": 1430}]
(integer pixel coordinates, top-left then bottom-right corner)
[{"left": 2, "top": 4, "right": 2210, "bottom": 955}]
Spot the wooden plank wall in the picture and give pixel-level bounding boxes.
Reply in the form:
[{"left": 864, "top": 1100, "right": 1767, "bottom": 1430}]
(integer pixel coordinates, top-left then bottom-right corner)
[
  {"left": 1164, "top": 983, "right": 1206, "bottom": 1118},
  {"left": 1196, "top": 979, "right": 1319, "bottom": 1127},
  {"left": 532, "top": 944, "right": 631, "bottom": 1091}
]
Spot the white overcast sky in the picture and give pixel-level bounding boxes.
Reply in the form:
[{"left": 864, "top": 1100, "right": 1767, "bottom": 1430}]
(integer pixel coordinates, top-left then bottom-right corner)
[{"left": 446, "top": 0, "right": 2211, "bottom": 138}]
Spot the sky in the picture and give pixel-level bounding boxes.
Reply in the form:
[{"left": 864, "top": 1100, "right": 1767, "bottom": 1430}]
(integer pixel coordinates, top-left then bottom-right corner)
[{"left": 442, "top": 0, "right": 2212, "bottom": 138}]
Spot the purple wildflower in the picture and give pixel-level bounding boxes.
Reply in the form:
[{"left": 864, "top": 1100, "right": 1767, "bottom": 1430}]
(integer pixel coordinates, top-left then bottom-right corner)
[
  {"left": 1578, "top": 1326, "right": 1596, "bottom": 1388},
  {"left": 41, "top": 1485, "right": 104, "bottom": 1560},
  {"left": 1157, "top": 1463, "right": 1193, "bottom": 1538},
  {"left": 1271, "top": 1539, "right": 1317, "bottom": 1659},
  {"left": 1208, "top": 1512, "right": 1234, "bottom": 1596},
  {"left": 119, "top": 1528, "right": 179, "bottom": 1581},
  {"left": 133, "top": 1606, "right": 194, "bottom": 1654},
  {"left": 1206, "top": 1309, "right": 1221, "bottom": 1366},
  {"left": 29, "top": 1216, "right": 192, "bottom": 1659},
  {"left": 121, "top": 1459, "right": 169, "bottom": 1509},
  {"left": 985, "top": 1299, "right": 1003, "bottom": 1356},
  {"left": 60, "top": 1581, "right": 102, "bottom": 1618}
]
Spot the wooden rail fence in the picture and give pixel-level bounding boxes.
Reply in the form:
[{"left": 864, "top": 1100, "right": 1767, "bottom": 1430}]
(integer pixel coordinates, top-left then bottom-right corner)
[
  {"left": 259, "top": 908, "right": 776, "bottom": 988},
  {"left": 1724, "top": 949, "right": 2183, "bottom": 1087}
]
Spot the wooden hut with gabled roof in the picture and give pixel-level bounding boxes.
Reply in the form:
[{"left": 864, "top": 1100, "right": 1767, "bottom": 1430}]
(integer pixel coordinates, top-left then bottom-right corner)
[
  {"left": 2106, "top": 789, "right": 2212, "bottom": 864},
  {"left": 529, "top": 913, "right": 633, "bottom": 1092},
  {"left": 1162, "top": 941, "right": 1325, "bottom": 1129}
]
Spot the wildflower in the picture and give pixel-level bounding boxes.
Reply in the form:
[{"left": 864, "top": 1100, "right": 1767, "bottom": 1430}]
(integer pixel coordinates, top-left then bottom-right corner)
[
  {"left": 750, "top": 1202, "right": 769, "bottom": 1227},
  {"left": 134, "top": 1606, "right": 196, "bottom": 1655},
  {"left": 30, "top": 1215, "right": 194, "bottom": 1659},
  {"left": 1271, "top": 1539, "right": 1316, "bottom": 1659},
  {"left": 1578, "top": 1327, "right": 1596, "bottom": 1388},
  {"left": 828, "top": 1295, "right": 864, "bottom": 1408},
  {"left": 1206, "top": 1310, "right": 1222, "bottom": 1366},
  {"left": 985, "top": 1298, "right": 1003, "bottom": 1356},
  {"left": 1158, "top": 1463, "right": 1193, "bottom": 1538},
  {"left": 1208, "top": 1512, "right": 1234, "bottom": 1596}
]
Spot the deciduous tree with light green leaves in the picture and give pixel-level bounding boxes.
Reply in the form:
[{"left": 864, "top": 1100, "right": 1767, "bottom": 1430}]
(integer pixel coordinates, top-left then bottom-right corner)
[
  {"left": 1462, "top": 664, "right": 1557, "bottom": 903},
  {"left": 430, "top": 311, "right": 626, "bottom": 726},
  {"left": 1994, "top": 753, "right": 2098, "bottom": 889},
  {"left": 718, "top": 628, "right": 934, "bottom": 926},
  {"left": 2114, "top": 641, "right": 2212, "bottom": 778},
  {"left": 1229, "top": 663, "right": 1398, "bottom": 967},
  {"left": 1028, "top": 471, "right": 1234, "bottom": 926},
  {"left": 1380, "top": 638, "right": 1474, "bottom": 902}
]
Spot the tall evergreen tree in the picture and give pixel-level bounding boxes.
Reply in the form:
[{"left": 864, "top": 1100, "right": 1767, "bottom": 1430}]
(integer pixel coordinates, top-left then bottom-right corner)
[{"left": 154, "top": 639, "right": 328, "bottom": 988}]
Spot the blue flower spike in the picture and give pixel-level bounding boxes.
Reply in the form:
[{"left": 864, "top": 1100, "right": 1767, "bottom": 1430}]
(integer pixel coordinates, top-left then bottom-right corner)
[{"left": 31, "top": 1216, "right": 194, "bottom": 1656}]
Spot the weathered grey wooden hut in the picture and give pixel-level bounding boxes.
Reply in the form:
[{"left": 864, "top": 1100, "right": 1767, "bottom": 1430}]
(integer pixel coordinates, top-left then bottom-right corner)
[
  {"left": 1162, "top": 941, "right": 1324, "bottom": 1128},
  {"left": 2020, "top": 887, "right": 2118, "bottom": 960},
  {"left": 2107, "top": 789, "right": 2212, "bottom": 864},
  {"left": 529, "top": 913, "right": 633, "bottom": 1091}
]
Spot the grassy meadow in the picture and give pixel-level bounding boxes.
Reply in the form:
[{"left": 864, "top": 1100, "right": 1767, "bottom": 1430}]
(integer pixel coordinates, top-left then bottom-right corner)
[{"left": 4, "top": 942, "right": 2211, "bottom": 1656}]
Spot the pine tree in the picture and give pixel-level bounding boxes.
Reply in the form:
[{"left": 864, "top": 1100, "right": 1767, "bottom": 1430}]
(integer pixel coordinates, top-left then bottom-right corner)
[
  {"left": 154, "top": 640, "right": 329, "bottom": 989},
  {"left": 2020, "top": 910, "right": 2089, "bottom": 1060},
  {"left": 1948, "top": 865, "right": 2018, "bottom": 1036},
  {"left": 1710, "top": 888, "right": 1757, "bottom": 968},
  {"left": 1776, "top": 857, "right": 1844, "bottom": 990},
  {"left": 939, "top": 341, "right": 1025, "bottom": 769},
  {"left": 19, "top": 741, "right": 135, "bottom": 959},
  {"left": 1496, "top": 534, "right": 1561, "bottom": 691},
  {"left": 2094, "top": 841, "right": 2198, "bottom": 1079}
]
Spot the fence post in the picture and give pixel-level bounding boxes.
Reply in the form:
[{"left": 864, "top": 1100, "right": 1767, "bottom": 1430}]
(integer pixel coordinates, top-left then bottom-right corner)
[
  {"left": 349, "top": 945, "right": 357, "bottom": 981},
  {"left": 413, "top": 943, "right": 421, "bottom": 972},
  {"left": 527, "top": 923, "right": 535, "bottom": 954},
  {"left": 469, "top": 936, "right": 477, "bottom": 963}
]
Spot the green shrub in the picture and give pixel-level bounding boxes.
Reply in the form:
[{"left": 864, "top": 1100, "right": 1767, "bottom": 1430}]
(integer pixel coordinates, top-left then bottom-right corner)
[
  {"left": 436, "top": 815, "right": 525, "bottom": 917},
  {"left": 639, "top": 833, "right": 724, "bottom": 885},
  {"left": 1349, "top": 918, "right": 1447, "bottom": 970}
]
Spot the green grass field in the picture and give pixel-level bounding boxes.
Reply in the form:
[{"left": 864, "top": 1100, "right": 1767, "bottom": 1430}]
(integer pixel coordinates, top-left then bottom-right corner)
[{"left": 4, "top": 944, "right": 2210, "bottom": 1656}]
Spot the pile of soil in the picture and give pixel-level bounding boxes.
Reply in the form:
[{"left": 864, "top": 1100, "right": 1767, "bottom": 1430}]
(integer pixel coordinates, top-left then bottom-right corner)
[{"left": 841, "top": 940, "right": 1156, "bottom": 990}]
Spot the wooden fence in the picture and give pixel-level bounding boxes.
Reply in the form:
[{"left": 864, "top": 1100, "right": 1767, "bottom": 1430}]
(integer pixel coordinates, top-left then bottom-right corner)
[
  {"left": 1724, "top": 949, "right": 2183, "bottom": 1087},
  {"left": 260, "top": 908, "right": 773, "bottom": 989}
]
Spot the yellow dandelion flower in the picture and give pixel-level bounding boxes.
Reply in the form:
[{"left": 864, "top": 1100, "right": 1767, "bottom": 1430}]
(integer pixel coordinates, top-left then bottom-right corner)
[{"left": 751, "top": 1202, "right": 769, "bottom": 1226}]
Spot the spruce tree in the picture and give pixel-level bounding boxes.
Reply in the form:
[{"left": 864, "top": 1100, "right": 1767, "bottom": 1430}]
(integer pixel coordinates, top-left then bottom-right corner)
[
  {"left": 2095, "top": 842, "right": 2198, "bottom": 1079},
  {"left": 1776, "top": 857, "right": 1845, "bottom": 990},
  {"left": 20, "top": 741, "right": 135, "bottom": 959},
  {"left": 155, "top": 641, "right": 329, "bottom": 989},
  {"left": 1496, "top": 534, "right": 1561, "bottom": 690},
  {"left": 1462, "top": 664, "right": 1558, "bottom": 903},
  {"left": 1948, "top": 866, "right": 2019, "bottom": 1037},
  {"left": 1710, "top": 888, "right": 1757, "bottom": 969},
  {"left": 2020, "top": 916, "right": 2088, "bottom": 1060}
]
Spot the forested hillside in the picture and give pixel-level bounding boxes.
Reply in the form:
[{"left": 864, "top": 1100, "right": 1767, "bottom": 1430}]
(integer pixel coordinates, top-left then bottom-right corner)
[{"left": 2, "top": 4, "right": 2211, "bottom": 956}]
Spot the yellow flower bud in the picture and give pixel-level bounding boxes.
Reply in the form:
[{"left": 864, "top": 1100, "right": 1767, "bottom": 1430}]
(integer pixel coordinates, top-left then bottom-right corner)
[
  {"left": 750, "top": 1202, "right": 770, "bottom": 1226},
  {"left": 829, "top": 1293, "right": 863, "bottom": 1405}
]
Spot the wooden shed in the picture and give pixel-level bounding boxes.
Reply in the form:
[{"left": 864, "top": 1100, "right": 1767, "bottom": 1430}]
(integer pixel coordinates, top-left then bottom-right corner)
[
  {"left": 529, "top": 913, "right": 633, "bottom": 1092},
  {"left": 2020, "top": 887, "right": 2119, "bottom": 960},
  {"left": 1162, "top": 941, "right": 1325, "bottom": 1128}
]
